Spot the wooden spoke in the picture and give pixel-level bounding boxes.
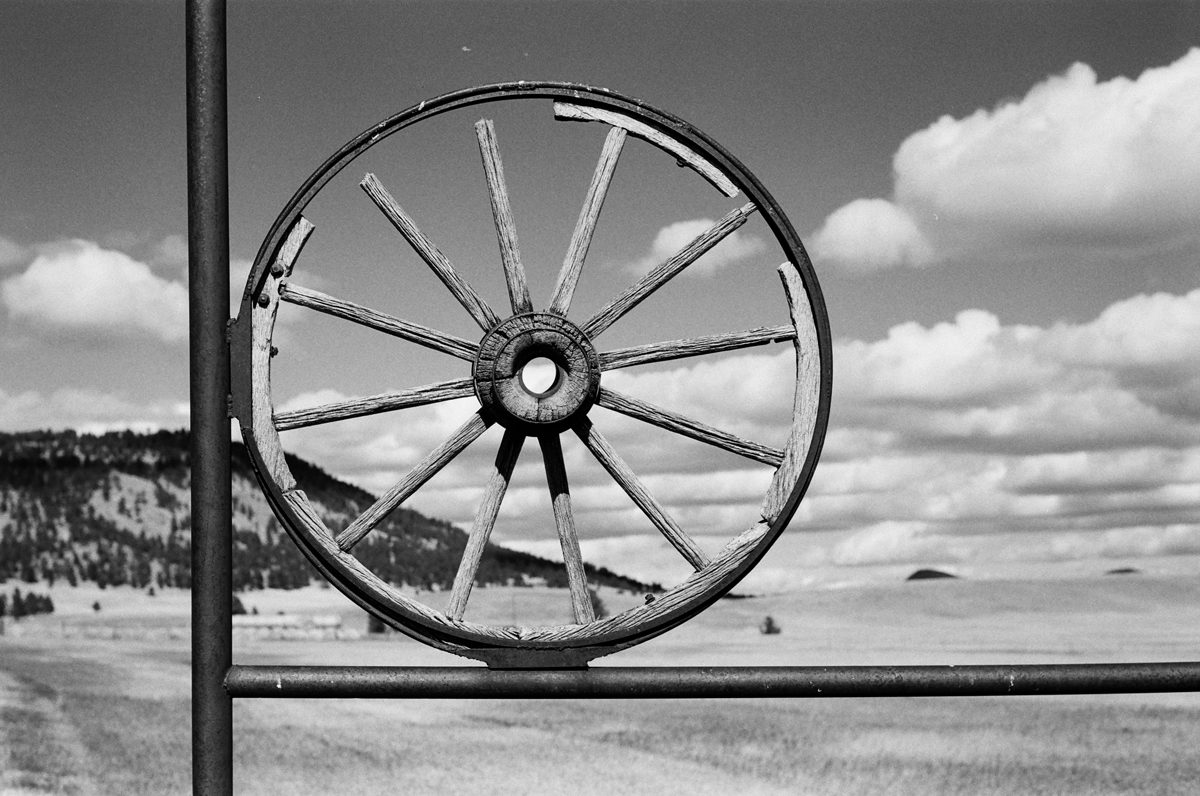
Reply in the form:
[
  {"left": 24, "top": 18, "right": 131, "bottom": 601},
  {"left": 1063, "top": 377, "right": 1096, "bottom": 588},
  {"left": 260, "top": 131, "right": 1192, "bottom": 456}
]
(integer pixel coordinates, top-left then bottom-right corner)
[
  {"left": 538, "top": 433, "right": 595, "bottom": 624},
  {"left": 447, "top": 428, "right": 525, "bottom": 621},
  {"left": 553, "top": 102, "right": 740, "bottom": 198},
  {"left": 582, "top": 203, "right": 757, "bottom": 338},
  {"left": 337, "top": 411, "right": 492, "bottom": 551},
  {"left": 548, "top": 127, "right": 627, "bottom": 316},
  {"left": 572, "top": 418, "right": 708, "bottom": 571},
  {"left": 597, "top": 388, "right": 783, "bottom": 467},
  {"left": 599, "top": 324, "right": 796, "bottom": 371},
  {"left": 273, "top": 377, "right": 475, "bottom": 432},
  {"left": 361, "top": 173, "right": 502, "bottom": 331},
  {"left": 279, "top": 283, "right": 478, "bottom": 361},
  {"left": 475, "top": 120, "right": 532, "bottom": 315}
]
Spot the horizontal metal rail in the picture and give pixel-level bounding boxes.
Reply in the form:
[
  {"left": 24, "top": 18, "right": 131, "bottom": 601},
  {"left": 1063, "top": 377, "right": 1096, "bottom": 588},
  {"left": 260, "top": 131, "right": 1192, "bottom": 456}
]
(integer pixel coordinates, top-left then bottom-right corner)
[{"left": 226, "top": 662, "right": 1200, "bottom": 699}]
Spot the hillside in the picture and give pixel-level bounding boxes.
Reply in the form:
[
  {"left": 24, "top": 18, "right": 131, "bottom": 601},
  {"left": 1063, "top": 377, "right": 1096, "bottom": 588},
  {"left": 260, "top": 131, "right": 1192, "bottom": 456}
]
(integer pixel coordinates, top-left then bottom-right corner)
[{"left": 0, "top": 429, "right": 653, "bottom": 595}]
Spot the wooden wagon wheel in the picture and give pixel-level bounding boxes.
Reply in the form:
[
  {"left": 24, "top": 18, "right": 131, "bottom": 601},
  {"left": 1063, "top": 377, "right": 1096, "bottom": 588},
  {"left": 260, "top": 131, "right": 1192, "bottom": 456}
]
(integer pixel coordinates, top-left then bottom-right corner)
[{"left": 230, "top": 82, "right": 831, "bottom": 667}]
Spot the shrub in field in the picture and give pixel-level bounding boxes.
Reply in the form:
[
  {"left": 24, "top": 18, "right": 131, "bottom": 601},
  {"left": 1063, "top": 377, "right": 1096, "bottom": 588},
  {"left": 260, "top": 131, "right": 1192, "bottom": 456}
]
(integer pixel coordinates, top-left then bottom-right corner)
[{"left": 759, "top": 615, "right": 781, "bottom": 635}]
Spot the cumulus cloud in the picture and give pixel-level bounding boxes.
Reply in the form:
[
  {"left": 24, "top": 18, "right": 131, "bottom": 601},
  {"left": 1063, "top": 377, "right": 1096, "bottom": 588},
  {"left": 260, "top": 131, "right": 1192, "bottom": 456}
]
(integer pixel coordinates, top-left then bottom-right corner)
[
  {"left": 812, "top": 48, "right": 1200, "bottom": 271},
  {"left": 838, "top": 309, "right": 1054, "bottom": 408},
  {"left": 0, "top": 235, "right": 293, "bottom": 347},
  {"left": 2, "top": 240, "right": 188, "bottom": 343},
  {"left": 795, "top": 285, "right": 1200, "bottom": 572},
  {"left": 808, "top": 198, "right": 936, "bottom": 272},
  {"left": 837, "top": 289, "right": 1200, "bottom": 446},
  {"left": 1043, "top": 289, "right": 1200, "bottom": 373},
  {"left": 259, "top": 284, "right": 1200, "bottom": 583},
  {"left": 626, "top": 218, "right": 766, "bottom": 276},
  {"left": 1003, "top": 449, "right": 1200, "bottom": 497}
]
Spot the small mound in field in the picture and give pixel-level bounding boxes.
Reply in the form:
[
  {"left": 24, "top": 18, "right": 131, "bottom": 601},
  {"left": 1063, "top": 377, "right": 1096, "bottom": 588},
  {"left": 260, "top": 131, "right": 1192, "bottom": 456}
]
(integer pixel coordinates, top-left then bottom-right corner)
[
  {"left": 1105, "top": 567, "right": 1140, "bottom": 575},
  {"left": 906, "top": 568, "right": 959, "bottom": 581}
]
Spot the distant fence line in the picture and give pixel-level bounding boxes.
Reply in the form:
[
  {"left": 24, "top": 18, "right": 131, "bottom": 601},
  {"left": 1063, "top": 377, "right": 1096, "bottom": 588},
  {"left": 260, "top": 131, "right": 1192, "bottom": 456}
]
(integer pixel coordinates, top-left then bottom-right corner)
[{"left": 3, "top": 614, "right": 364, "bottom": 641}]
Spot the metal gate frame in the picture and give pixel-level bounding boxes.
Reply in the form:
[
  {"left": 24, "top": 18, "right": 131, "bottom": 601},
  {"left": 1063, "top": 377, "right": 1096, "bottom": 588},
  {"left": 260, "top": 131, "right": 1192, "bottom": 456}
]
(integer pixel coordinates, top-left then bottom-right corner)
[{"left": 186, "top": 2, "right": 1200, "bottom": 792}]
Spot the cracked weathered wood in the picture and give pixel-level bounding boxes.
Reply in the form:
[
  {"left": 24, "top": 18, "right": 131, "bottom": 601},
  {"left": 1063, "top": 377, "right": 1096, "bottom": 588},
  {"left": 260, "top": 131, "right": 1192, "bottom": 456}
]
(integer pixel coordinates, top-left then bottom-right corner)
[
  {"left": 573, "top": 417, "right": 708, "bottom": 571},
  {"left": 448, "top": 428, "right": 525, "bottom": 620},
  {"left": 361, "top": 173, "right": 501, "bottom": 331},
  {"left": 582, "top": 203, "right": 757, "bottom": 338},
  {"left": 337, "top": 411, "right": 492, "bottom": 551},
  {"left": 273, "top": 378, "right": 475, "bottom": 431},
  {"left": 553, "top": 102, "right": 739, "bottom": 197},
  {"left": 250, "top": 215, "right": 314, "bottom": 489},
  {"left": 598, "top": 324, "right": 796, "bottom": 370},
  {"left": 283, "top": 489, "right": 450, "bottom": 623},
  {"left": 475, "top": 119, "right": 532, "bottom": 315},
  {"left": 761, "top": 262, "right": 822, "bottom": 523},
  {"left": 597, "top": 387, "right": 783, "bottom": 467},
  {"left": 280, "top": 283, "right": 478, "bottom": 361},
  {"left": 240, "top": 94, "right": 832, "bottom": 656},
  {"left": 549, "top": 127, "right": 627, "bottom": 316},
  {"left": 539, "top": 433, "right": 595, "bottom": 624}
]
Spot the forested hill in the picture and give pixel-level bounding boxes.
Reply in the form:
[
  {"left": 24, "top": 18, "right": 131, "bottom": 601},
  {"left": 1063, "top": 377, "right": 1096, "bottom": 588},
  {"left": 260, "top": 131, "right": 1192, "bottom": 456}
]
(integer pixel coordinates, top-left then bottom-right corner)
[{"left": 0, "top": 429, "right": 652, "bottom": 594}]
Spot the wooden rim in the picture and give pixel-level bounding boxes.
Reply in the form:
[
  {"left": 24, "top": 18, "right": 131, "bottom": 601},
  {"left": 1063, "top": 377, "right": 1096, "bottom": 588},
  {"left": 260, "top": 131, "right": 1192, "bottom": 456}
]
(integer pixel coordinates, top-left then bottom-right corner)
[{"left": 232, "top": 83, "right": 832, "bottom": 666}]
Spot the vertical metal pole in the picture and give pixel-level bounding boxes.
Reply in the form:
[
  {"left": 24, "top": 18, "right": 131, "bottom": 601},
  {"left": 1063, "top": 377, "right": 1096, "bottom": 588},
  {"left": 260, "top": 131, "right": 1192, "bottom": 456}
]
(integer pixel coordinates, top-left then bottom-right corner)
[{"left": 186, "top": 1, "right": 233, "bottom": 794}]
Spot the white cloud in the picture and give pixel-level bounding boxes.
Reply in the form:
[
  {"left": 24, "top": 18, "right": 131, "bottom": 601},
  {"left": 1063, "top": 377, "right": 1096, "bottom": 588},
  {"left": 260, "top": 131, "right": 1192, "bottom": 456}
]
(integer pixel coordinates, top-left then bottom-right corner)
[
  {"left": 831, "top": 521, "right": 958, "bottom": 566},
  {"left": 2, "top": 240, "right": 188, "bottom": 343},
  {"left": 813, "top": 48, "right": 1200, "bottom": 271},
  {"left": 838, "top": 309, "right": 1055, "bottom": 407},
  {"left": 796, "top": 285, "right": 1200, "bottom": 568},
  {"left": 837, "top": 288, "right": 1200, "bottom": 446},
  {"left": 808, "top": 198, "right": 936, "bottom": 272},
  {"left": 603, "top": 350, "right": 794, "bottom": 431},
  {"left": 0, "top": 387, "right": 188, "bottom": 433},
  {"left": 0, "top": 236, "right": 294, "bottom": 347},
  {"left": 626, "top": 218, "right": 766, "bottom": 276},
  {"left": 1003, "top": 449, "right": 1200, "bottom": 497},
  {"left": 255, "top": 285, "right": 1200, "bottom": 582},
  {"left": 1042, "top": 289, "right": 1200, "bottom": 372}
]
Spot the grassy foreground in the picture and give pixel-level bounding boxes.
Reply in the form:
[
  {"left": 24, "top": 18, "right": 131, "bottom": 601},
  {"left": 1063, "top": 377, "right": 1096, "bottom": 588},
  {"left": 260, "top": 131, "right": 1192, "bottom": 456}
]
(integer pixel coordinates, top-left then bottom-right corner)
[{"left": 3, "top": 574, "right": 1200, "bottom": 794}]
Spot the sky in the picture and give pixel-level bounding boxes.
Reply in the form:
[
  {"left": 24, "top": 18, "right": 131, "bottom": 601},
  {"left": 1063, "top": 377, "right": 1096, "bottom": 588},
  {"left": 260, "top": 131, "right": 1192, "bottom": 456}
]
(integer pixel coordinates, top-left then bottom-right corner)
[{"left": 2, "top": 1, "right": 1199, "bottom": 590}]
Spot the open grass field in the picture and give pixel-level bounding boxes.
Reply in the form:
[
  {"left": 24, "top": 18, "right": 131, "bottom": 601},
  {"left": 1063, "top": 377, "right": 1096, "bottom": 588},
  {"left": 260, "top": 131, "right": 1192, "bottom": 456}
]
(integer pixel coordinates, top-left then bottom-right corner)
[{"left": 3, "top": 570, "right": 1200, "bottom": 794}]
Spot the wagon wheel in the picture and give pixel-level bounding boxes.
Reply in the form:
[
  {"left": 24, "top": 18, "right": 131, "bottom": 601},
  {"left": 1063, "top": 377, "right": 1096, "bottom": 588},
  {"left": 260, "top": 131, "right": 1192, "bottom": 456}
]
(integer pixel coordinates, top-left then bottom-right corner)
[{"left": 231, "top": 82, "right": 831, "bottom": 667}]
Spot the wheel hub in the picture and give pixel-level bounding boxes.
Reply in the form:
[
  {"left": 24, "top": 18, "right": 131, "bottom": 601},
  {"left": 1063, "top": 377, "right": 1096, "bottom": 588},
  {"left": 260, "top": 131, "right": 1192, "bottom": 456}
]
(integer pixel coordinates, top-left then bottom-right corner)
[{"left": 474, "top": 312, "right": 601, "bottom": 432}]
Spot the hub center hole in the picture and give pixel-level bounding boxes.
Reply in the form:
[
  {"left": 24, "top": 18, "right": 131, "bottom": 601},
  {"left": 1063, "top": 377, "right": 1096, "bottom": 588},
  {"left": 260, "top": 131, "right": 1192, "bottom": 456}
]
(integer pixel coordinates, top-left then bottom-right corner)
[{"left": 520, "top": 356, "right": 560, "bottom": 396}]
